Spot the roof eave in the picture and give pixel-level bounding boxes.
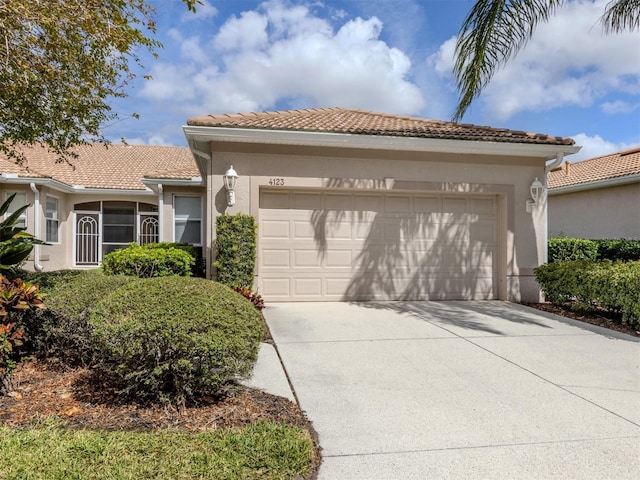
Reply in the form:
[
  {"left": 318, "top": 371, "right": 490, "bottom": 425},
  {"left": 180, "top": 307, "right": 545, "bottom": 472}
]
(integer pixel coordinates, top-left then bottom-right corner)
[
  {"left": 549, "top": 173, "right": 640, "bottom": 195},
  {"left": 0, "top": 175, "right": 157, "bottom": 195},
  {"left": 183, "top": 125, "right": 579, "bottom": 160},
  {"left": 142, "top": 177, "right": 204, "bottom": 189}
]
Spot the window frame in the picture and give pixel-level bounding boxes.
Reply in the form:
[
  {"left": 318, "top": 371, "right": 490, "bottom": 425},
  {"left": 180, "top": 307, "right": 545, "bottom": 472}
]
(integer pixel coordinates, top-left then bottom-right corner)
[
  {"left": 173, "top": 195, "right": 202, "bottom": 246},
  {"left": 45, "top": 195, "right": 60, "bottom": 243}
]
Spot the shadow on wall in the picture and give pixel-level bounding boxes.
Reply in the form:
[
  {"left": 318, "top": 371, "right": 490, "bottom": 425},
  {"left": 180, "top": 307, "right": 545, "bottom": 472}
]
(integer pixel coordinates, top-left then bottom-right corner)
[
  {"left": 351, "top": 300, "right": 553, "bottom": 335},
  {"left": 310, "top": 179, "right": 497, "bottom": 301}
]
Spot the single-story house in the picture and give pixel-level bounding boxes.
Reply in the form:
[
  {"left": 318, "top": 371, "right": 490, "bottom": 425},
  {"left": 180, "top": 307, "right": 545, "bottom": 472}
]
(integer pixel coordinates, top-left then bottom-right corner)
[
  {"left": 2, "top": 108, "right": 579, "bottom": 302},
  {"left": 0, "top": 143, "right": 204, "bottom": 270},
  {"left": 548, "top": 147, "right": 640, "bottom": 239},
  {"left": 184, "top": 108, "right": 577, "bottom": 302}
]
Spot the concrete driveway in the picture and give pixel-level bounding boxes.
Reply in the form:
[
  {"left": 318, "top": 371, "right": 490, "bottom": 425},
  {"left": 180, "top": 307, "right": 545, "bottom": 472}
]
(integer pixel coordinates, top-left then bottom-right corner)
[{"left": 263, "top": 301, "right": 640, "bottom": 479}]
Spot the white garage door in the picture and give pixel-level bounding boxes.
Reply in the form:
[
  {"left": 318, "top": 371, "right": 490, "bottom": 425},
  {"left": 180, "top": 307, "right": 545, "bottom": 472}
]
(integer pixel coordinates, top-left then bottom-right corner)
[{"left": 258, "top": 189, "right": 498, "bottom": 301}]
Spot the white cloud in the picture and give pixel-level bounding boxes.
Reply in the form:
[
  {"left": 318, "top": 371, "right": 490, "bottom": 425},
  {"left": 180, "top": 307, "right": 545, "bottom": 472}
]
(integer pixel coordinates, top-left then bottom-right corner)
[
  {"left": 569, "top": 133, "right": 638, "bottom": 161},
  {"left": 140, "top": 0, "right": 424, "bottom": 115},
  {"left": 601, "top": 100, "right": 640, "bottom": 115},
  {"left": 434, "top": 0, "right": 640, "bottom": 120}
]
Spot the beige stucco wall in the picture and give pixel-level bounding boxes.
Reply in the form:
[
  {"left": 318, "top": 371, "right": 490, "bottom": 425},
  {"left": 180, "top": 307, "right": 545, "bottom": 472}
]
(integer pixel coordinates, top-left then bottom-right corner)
[
  {"left": 205, "top": 143, "right": 548, "bottom": 302},
  {"left": 549, "top": 183, "right": 640, "bottom": 239}
]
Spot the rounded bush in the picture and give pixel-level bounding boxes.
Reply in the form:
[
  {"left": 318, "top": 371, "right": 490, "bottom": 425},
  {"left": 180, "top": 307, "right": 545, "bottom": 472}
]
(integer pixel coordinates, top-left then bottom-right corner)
[
  {"left": 37, "top": 273, "right": 139, "bottom": 365},
  {"left": 89, "top": 277, "right": 265, "bottom": 404},
  {"left": 101, "top": 243, "right": 194, "bottom": 278}
]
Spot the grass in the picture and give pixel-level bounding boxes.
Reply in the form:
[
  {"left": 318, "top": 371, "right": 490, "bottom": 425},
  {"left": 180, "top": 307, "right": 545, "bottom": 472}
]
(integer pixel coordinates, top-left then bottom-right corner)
[{"left": 0, "top": 419, "right": 315, "bottom": 480}]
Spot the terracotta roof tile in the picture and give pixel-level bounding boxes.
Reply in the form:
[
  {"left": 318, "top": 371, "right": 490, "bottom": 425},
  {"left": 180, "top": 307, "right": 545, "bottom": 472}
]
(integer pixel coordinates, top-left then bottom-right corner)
[
  {"left": 548, "top": 147, "right": 640, "bottom": 189},
  {"left": 1, "top": 144, "right": 198, "bottom": 190},
  {"left": 188, "top": 107, "right": 575, "bottom": 146}
]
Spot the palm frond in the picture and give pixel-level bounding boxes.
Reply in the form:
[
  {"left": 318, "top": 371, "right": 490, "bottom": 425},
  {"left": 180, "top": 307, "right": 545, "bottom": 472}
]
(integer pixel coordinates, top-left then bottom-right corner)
[
  {"left": 452, "top": 0, "right": 565, "bottom": 122},
  {"left": 601, "top": 0, "right": 640, "bottom": 33}
]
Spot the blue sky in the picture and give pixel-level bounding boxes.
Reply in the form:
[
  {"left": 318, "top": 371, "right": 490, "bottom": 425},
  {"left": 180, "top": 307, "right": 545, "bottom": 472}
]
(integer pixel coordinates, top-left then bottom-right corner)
[{"left": 106, "top": 0, "right": 640, "bottom": 161}]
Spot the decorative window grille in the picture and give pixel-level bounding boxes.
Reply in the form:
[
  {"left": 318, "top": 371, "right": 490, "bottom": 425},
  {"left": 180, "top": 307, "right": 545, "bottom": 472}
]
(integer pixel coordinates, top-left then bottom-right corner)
[
  {"left": 75, "top": 214, "right": 99, "bottom": 265},
  {"left": 139, "top": 216, "right": 159, "bottom": 245}
]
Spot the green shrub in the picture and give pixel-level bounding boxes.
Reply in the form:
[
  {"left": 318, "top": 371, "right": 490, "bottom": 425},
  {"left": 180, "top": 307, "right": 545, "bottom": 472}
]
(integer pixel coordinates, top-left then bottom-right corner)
[
  {"left": 215, "top": 213, "right": 257, "bottom": 288},
  {"left": 535, "top": 260, "right": 640, "bottom": 327},
  {"left": 9, "top": 269, "right": 85, "bottom": 292},
  {"left": 90, "top": 277, "right": 265, "bottom": 404},
  {"left": 594, "top": 239, "right": 640, "bottom": 262},
  {"left": 35, "top": 272, "right": 139, "bottom": 366},
  {"left": 548, "top": 236, "right": 598, "bottom": 263},
  {"left": 102, "top": 243, "right": 194, "bottom": 278}
]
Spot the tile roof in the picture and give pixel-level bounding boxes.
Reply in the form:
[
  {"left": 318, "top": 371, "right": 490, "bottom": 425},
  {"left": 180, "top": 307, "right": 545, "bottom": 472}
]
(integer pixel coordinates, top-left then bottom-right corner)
[
  {"left": 188, "top": 107, "right": 575, "bottom": 146},
  {"left": 1, "top": 144, "right": 198, "bottom": 190},
  {"left": 548, "top": 147, "right": 640, "bottom": 189}
]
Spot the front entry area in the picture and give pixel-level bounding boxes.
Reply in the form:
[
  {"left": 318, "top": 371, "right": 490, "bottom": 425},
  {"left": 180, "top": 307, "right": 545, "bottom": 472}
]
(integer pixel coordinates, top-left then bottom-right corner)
[{"left": 258, "top": 189, "right": 499, "bottom": 301}]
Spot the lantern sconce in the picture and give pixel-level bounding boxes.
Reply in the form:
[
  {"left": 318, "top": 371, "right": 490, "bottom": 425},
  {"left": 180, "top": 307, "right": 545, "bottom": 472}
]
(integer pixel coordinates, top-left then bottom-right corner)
[
  {"left": 526, "top": 177, "right": 545, "bottom": 213},
  {"left": 223, "top": 165, "right": 238, "bottom": 207}
]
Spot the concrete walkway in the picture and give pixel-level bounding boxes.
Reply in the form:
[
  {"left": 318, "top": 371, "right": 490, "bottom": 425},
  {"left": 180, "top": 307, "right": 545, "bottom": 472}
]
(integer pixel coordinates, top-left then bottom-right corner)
[{"left": 262, "top": 301, "right": 640, "bottom": 479}]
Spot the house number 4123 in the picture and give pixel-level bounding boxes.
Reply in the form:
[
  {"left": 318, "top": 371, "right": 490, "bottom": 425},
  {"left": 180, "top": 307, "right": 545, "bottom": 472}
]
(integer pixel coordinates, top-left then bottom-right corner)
[{"left": 268, "top": 178, "right": 285, "bottom": 186}]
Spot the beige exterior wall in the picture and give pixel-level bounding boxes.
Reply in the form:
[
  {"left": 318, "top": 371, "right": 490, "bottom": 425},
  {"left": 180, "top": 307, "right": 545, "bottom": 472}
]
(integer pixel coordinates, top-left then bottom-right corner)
[
  {"left": 205, "top": 143, "right": 548, "bottom": 302},
  {"left": 549, "top": 183, "right": 640, "bottom": 239}
]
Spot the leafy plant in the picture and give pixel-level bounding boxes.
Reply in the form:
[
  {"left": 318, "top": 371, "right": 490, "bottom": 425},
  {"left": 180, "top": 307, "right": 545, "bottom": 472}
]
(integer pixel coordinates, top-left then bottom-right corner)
[
  {"left": 35, "top": 272, "right": 138, "bottom": 366},
  {"left": 594, "top": 239, "right": 640, "bottom": 262},
  {"left": 215, "top": 214, "right": 257, "bottom": 289},
  {"left": 0, "top": 193, "right": 45, "bottom": 271},
  {"left": 232, "top": 286, "right": 265, "bottom": 312},
  {"left": 102, "top": 243, "right": 194, "bottom": 278},
  {"left": 0, "top": 274, "right": 45, "bottom": 393},
  {"left": 535, "top": 260, "right": 640, "bottom": 327},
  {"left": 547, "top": 236, "right": 598, "bottom": 263},
  {"left": 90, "top": 277, "right": 264, "bottom": 404}
]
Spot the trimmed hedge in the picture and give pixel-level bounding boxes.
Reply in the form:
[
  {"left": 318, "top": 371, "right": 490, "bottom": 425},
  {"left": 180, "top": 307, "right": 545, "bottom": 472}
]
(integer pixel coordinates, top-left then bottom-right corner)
[
  {"left": 215, "top": 214, "right": 257, "bottom": 288},
  {"left": 535, "top": 260, "right": 640, "bottom": 327},
  {"left": 89, "top": 277, "right": 265, "bottom": 404},
  {"left": 595, "top": 239, "right": 640, "bottom": 262},
  {"left": 102, "top": 243, "right": 194, "bottom": 278},
  {"left": 548, "top": 237, "right": 598, "bottom": 263},
  {"left": 548, "top": 237, "right": 640, "bottom": 263},
  {"left": 34, "top": 272, "right": 139, "bottom": 366}
]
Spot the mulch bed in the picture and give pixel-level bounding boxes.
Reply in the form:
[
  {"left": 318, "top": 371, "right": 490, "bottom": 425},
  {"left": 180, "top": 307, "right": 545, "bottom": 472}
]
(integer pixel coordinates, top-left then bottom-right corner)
[
  {"left": 524, "top": 302, "right": 640, "bottom": 338},
  {"left": 0, "top": 360, "right": 312, "bottom": 432}
]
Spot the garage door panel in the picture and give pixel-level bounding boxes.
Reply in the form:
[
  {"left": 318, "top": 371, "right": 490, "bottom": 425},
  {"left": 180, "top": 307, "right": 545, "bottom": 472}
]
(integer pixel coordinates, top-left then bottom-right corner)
[
  {"left": 472, "top": 197, "right": 496, "bottom": 215},
  {"left": 261, "top": 277, "right": 291, "bottom": 296},
  {"left": 261, "top": 249, "right": 290, "bottom": 267},
  {"left": 292, "top": 193, "right": 322, "bottom": 209},
  {"left": 294, "top": 278, "right": 323, "bottom": 296},
  {"left": 261, "top": 191, "right": 290, "bottom": 209},
  {"left": 293, "top": 249, "right": 323, "bottom": 267},
  {"left": 326, "top": 250, "right": 353, "bottom": 267},
  {"left": 325, "top": 194, "right": 353, "bottom": 210},
  {"left": 470, "top": 221, "right": 496, "bottom": 243},
  {"left": 259, "top": 189, "right": 498, "bottom": 301},
  {"left": 355, "top": 195, "right": 383, "bottom": 211},
  {"left": 442, "top": 197, "right": 467, "bottom": 213},
  {"left": 262, "top": 220, "right": 290, "bottom": 238}
]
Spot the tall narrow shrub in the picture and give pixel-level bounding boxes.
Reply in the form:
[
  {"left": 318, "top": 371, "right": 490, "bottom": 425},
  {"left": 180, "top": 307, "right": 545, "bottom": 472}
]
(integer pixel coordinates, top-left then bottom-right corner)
[{"left": 215, "top": 214, "right": 257, "bottom": 288}]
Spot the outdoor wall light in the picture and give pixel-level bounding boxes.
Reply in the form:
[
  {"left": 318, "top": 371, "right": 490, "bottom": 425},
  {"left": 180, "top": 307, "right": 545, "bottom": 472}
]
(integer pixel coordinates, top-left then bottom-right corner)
[
  {"left": 526, "top": 177, "right": 545, "bottom": 213},
  {"left": 223, "top": 165, "right": 238, "bottom": 207}
]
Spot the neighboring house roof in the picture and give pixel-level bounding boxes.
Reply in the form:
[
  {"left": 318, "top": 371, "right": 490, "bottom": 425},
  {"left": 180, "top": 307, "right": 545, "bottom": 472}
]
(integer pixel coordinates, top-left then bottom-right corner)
[
  {"left": 0, "top": 144, "right": 199, "bottom": 191},
  {"left": 548, "top": 147, "right": 640, "bottom": 192},
  {"left": 188, "top": 107, "right": 575, "bottom": 146}
]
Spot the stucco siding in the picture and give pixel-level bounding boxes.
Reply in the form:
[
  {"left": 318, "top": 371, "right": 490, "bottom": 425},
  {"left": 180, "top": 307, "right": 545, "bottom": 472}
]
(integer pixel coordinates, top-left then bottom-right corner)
[{"left": 549, "top": 183, "right": 640, "bottom": 239}]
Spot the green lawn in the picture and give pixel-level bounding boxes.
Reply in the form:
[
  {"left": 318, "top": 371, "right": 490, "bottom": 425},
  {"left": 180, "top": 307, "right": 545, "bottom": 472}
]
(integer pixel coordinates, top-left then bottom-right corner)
[{"left": 1, "top": 419, "right": 315, "bottom": 480}]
